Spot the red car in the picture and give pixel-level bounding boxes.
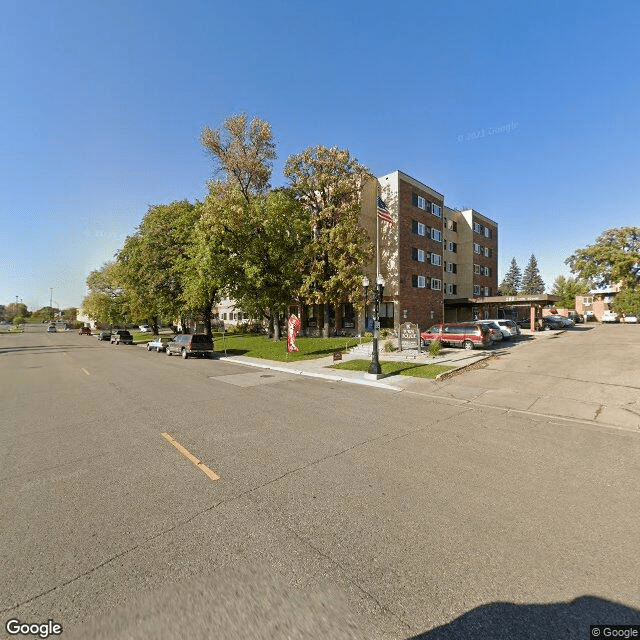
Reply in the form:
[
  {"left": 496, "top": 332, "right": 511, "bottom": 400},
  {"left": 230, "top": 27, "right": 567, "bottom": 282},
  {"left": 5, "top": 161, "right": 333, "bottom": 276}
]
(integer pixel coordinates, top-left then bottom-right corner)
[{"left": 420, "top": 323, "right": 492, "bottom": 350}]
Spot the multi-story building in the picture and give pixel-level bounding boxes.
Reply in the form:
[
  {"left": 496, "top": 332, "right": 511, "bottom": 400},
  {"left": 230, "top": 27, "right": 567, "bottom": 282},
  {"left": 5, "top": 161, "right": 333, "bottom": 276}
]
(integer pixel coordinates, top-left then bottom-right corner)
[{"left": 360, "top": 170, "right": 498, "bottom": 331}]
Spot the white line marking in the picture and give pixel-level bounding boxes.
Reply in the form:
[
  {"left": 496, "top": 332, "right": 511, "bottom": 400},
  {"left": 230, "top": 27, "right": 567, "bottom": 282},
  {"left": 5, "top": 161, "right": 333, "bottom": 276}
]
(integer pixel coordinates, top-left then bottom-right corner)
[{"left": 81, "top": 368, "right": 90, "bottom": 376}]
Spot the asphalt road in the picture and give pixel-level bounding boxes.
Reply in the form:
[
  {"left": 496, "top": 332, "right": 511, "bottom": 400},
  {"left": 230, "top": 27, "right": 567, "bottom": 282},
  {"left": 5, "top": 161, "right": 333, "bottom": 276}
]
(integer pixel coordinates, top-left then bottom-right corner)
[{"left": 1, "top": 325, "right": 639, "bottom": 639}]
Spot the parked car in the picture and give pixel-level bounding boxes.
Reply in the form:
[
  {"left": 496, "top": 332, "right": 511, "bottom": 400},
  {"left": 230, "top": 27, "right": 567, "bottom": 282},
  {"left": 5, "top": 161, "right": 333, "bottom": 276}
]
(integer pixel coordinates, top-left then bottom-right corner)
[
  {"left": 420, "top": 323, "right": 492, "bottom": 350},
  {"left": 47, "top": 324, "right": 56, "bottom": 333},
  {"left": 484, "top": 319, "right": 518, "bottom": 339},
  {"left": 97, "top": 330, "right": 112, "bottom": 341},
  {"left": 541, "top": 316, "right": 565, "bottom": 330},
  {"left": 601, "top": 311, "right": 619, "bottom": 323},
  {"left": 567, "top": 311, "right": 583, "bottom": 323},
  {"left": 79, "top": 326, "right": 92, "bottom": 335},
  {"left": 473, "top": 320, "right": 503, "bottom": 342},
  {"left": 165, "top": 334, "right": 214, "bottom": 359},
  {"left": 147, "top": 336, "right": 172, "bottom": 352},
  {"left": 110, "top": 330, "right": 134, "bottom": 345},
  {"left": 584, "top": 311, "right": 595, "bottom": 320},
  {"left": 623, "top": 315, "right": 638, "bottom": 324},
  {"left": 139, "top": 325, "right": 151, "bottom": 333}
]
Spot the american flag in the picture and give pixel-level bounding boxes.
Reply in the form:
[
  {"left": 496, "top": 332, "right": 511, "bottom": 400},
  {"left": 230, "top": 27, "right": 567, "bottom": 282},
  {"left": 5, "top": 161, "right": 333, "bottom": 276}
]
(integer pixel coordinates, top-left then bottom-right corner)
[{"left": 377, "top": 195, "right": 393, "bottom": 224}]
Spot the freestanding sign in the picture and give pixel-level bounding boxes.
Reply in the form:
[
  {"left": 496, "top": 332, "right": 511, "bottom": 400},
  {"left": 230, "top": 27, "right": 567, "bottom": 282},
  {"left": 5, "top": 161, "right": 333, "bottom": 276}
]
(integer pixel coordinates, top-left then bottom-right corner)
[
  {"left": 287, "top": 314, "right": 301, "bottom": 352},
  {"left": 399, "top": 322, "right": 420, "bottom": 352}
]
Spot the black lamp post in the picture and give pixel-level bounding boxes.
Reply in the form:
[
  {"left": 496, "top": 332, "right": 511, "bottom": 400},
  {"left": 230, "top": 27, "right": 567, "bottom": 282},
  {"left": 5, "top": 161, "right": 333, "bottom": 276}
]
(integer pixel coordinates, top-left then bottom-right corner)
[{"left": 363, "top": 274, "right": 385, "bottom": 376}]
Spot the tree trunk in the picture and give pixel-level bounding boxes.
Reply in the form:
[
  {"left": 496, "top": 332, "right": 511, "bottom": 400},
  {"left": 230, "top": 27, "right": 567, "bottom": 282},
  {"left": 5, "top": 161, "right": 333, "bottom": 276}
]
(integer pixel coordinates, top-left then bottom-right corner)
[
  {"left": 152, "top": 317, "right": 159, "bottom": 336},
  {"left": 322, "top": 303, "right": 329, "bottom": 338},
  {"left": 273, "top": 314, "right": 281, "bottom": 341}
]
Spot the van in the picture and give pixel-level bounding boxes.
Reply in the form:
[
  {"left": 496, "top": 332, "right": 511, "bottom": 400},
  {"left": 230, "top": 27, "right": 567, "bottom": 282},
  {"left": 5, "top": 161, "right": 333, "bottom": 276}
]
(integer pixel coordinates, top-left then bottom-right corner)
[{"left": 420, "top": 323, "right": 492, "bottom": 350}]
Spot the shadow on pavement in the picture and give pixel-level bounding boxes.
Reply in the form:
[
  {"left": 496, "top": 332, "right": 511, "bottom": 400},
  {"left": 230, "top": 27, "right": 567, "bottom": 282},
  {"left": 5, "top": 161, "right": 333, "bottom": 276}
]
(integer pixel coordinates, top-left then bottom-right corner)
[
  {"left": 407, "top": 595, "right": 640, "bottom": 639},
  {"left": 0, "top": 344, "right": 122, "bottom": 355}
]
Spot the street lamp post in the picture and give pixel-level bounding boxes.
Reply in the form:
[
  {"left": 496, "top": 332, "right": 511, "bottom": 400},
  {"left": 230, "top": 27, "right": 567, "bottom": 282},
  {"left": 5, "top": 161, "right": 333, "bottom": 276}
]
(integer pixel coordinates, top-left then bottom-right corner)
[{"left": 363, "top": 275, "right": 385, "bottom": 377}]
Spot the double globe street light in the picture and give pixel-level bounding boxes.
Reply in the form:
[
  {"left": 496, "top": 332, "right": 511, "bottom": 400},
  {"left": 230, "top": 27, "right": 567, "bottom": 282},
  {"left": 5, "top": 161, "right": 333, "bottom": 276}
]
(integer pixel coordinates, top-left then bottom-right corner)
[{"left": 362, "top": 274, "right": 385, "bottom": 377}]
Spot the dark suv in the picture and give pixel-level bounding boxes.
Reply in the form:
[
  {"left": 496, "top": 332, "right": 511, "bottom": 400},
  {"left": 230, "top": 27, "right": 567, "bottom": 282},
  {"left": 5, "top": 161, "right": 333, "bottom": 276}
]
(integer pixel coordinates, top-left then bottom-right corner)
[
  {"left": 165, "top": 334, "right": 214, "bottom": 359},
  {"left": 110, "top": 330, "right": 134, "bottom": 345}
]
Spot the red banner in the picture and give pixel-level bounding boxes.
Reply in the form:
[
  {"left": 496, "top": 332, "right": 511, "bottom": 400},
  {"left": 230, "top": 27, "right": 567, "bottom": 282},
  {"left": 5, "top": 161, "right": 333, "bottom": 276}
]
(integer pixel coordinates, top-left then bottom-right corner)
[{"left": 287, "top": 314, "right": 300, "bottom": 352}]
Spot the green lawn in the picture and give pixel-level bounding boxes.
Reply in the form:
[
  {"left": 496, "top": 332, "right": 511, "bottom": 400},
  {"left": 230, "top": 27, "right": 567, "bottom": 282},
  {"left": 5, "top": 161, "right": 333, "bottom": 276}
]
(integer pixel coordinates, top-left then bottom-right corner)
[
  {"left": 213, "top": 333, "right": 371, "bottom": 362},
  {"left": 330, "top": 359, "right": 454, "bottom": 379}
]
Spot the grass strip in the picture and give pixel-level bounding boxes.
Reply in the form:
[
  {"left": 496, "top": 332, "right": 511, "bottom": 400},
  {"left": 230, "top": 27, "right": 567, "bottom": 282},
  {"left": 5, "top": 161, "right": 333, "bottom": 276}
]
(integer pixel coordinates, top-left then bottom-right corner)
[{"left": 330, "top": 359, "right": 454, "bottom": 379}]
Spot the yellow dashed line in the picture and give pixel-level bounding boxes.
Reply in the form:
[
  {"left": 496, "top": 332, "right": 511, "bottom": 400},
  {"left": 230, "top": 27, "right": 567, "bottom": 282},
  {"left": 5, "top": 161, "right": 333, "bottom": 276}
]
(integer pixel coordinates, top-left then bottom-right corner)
[{"left": 161, "top": 432, "right": 220, "bottom": 481}]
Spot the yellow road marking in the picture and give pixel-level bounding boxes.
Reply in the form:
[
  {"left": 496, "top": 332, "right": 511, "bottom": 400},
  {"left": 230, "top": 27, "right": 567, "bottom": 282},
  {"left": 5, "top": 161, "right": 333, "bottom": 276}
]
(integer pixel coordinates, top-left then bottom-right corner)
[
  {"left": 81, "top": 368, "right": 90, "bottom": 376},
  {"left": 161, "top": 432, "right": 220, "bottom": 481}
]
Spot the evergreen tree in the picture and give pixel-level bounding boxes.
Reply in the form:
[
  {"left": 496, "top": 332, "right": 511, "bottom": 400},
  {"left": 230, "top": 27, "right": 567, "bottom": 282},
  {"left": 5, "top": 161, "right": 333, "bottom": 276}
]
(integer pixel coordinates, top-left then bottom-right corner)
[
  {"left": 520, "top": 254, "right": 546, "bottom": 294},
  {"left": 499, "top": 257, "right": 521, "bottom": 295}
]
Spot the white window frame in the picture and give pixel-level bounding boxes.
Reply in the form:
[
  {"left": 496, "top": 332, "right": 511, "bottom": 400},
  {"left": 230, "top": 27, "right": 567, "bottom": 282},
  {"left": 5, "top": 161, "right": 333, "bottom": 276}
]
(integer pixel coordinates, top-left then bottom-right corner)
[
  {"left": 473, "top": 222, "right": 482, "bottom": 233},
  {"left": 431, "top": 278, "right": 442, "bottom": 291},
  {"left": 484, "top": 227, "right": 491, "bottom": 238},
  {"left": 417, "top": 222, "right": 426, "bottom": 236},
  {"left": 473, "top": 243, "right": 481, "bottom": 254},
  {"left": 417, "top": 275, "right": 426, "bottom": 288},
  {"left": 431, "top": 253, "right": 441, "bottom": 266},
  {"left": 448, "top": 241, "right": 455, "bottom": 251},
  {"left": 448, "top": 283, "right": 456, "bottom": 294},
  {"left": 447, "top": 262, "right": 455, "bottom": 273},
  {"left": 474, "top": 264, "right": 481, "bottom": 275},
  {"left": 417, "top": 249, "right": 425, "bottom": 262},
  {"left": 417, "top": 195, "right": 426, "bottom": 210},
  {"left": 484, "top": 287, "right": 490, "bottom": 296},
  {"left": 431, "top": 228, "right": 442, "bottom": 242},
  {"left": 432, "top": 204, "right": 442, "bottom": 218},
  {"left": 484, "top": 246, "right": 490, "bottom": 257},
  {"left": 473, "top": 285, "right": 481, "bottom": 295}
]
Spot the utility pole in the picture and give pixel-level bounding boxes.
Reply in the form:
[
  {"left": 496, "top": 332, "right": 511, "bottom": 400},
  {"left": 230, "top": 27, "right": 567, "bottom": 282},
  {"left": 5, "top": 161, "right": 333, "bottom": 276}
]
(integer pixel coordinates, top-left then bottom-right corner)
[{"left": 50, "top": 288, "right": 53, "bottom": 321}]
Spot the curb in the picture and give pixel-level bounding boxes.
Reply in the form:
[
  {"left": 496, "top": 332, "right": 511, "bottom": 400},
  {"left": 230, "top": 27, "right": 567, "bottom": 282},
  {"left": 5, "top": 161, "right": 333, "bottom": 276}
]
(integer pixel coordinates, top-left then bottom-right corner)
[
  {"left": 435, "top": 353, "right": 495, "bottom": 381},
  {"left": 216, "top": 356, "right": 403, "bottom": 391}
]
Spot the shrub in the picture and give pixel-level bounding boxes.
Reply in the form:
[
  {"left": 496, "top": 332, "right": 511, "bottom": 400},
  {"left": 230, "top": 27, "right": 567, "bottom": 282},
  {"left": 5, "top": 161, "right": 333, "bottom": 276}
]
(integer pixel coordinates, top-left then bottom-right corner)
[
  {"left": 380, "top": 329, "right": 389, "bottom": 339},
  {"left": 363, "top": 331, "right": 373, "bottom": 338},
  {"left": 428, "top": 339, "right": 442, "bottom": 357},
  {"left": 383, "top": 339, "right": 395, "bottom": 352}
]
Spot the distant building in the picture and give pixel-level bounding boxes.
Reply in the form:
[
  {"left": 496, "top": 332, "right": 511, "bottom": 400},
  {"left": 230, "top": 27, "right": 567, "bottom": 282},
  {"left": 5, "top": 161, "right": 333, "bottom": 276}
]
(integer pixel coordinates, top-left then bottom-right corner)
[{"left": 575, "top": 284, "right": 622, "bottom": 321}]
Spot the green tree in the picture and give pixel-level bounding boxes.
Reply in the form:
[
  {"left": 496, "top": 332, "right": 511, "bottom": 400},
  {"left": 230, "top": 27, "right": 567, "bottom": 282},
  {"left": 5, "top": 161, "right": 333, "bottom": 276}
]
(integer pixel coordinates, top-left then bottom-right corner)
[
  {"left": 226, "top": 188, "right": 310, "bottom": 339},
  {"left": 117, "top": 201, "right": 199, "bottom": 333},
  {"left": 62, "top": 308, "right": 78, "bottom": 323},
  {"left": 201, "top": 113, "right": 275, "bottom": 204},
  {"left": 612, "top": 287, "right": 640, "bottom": 317},
  {"left": 520, "top": 254, "right": 546, "bottom": 294},
  {"left": 551, "top": 275, "right": 590, "bottom": 308},
  {"left": 4, "top": 303, "right": 28, "bottom": 321},
  {"left": 499, "top": 258, "right": 522, "bottom": 295},
  {"left": 82, "top": 262, "right": 126, "bottom": 327},
  {"left": 566, "top": 227, "right": 640, "bottom": 289},
  {"left": 284, "top": 145, "right": 373, "bottom": 337}
]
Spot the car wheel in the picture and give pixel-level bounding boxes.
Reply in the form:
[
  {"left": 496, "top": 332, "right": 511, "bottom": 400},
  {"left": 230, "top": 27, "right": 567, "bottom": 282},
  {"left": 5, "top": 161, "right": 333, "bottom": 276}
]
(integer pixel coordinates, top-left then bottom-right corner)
[
  {"left": 463, "top": 340, "right": 474, "bottom": 350},
  {"left": 147, "top": 344, "right": 152, "bottom": 351},
  {"left": 182, "top": 349, "right": 188, "bottom": 359},
  {"left": 166, "top": 347, "right": 171, "bottom": 356}
]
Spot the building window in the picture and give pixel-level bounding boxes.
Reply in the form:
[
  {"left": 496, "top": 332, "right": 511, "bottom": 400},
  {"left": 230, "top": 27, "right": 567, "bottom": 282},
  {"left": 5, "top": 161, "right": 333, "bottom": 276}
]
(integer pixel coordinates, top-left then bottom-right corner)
[
  {"left": 484, "top": 227, "right": 492, "bottom": 238},
  {"left": 474, "top": 264, "right": 481, "bottom": 275},
  {"left": 417, "top": 195, "right": 426, "bottom": 210},
  {"left": 474, "top": 285, "right": 481, "bottom": 295},
  {"left": 412, "top": 275, "right": 427, "bottom": 288},
  {"left": 446, "top": 262, "right": 457, "bottom": 273},
  {"left": 484, "top": 287, "right": 491, "bottom": 296},
  {"left": 432, "top": 203, "right": 442, "bottom": 218},
  {"left": 448, "top": 283, "right": 457, "bottom": 295},
  {"left": 450, "top": 220, "right": 457, "bottom": 232},
  {"left": 474, "top": 222, "right": 482, "bottom": 233},
  {"left": 431, "top": 253, "right": 441, "bottom": 266},
  {"left": 448, "top": 241, "right": 457, "bottom": 252},
  {"left": 473, "top": 243, "right": 481, "bottom": 254},
  {"left": 431, "top": 278, "right": 442, "bottom": 291},
  {"left": 412, "top": 247, "right": 425, "bottom": 262},
  {"left": 431, "top": 228, "right": 442, "bottom": 242},
  {"left": 412, "top": 220, "right": 427, "bottom": 236},
  {"left": 583, "top": 296, "right": 593, "bottom": 305},
  {"left": 484, "top": 247, "right": 492, "bottom": 257}
]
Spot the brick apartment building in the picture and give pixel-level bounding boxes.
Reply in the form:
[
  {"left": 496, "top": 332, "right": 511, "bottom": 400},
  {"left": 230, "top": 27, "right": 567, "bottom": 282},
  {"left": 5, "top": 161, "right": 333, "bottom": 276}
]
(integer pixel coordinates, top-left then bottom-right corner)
[{"left": 359, "top": 170, "right": 499, "bottom": 332}]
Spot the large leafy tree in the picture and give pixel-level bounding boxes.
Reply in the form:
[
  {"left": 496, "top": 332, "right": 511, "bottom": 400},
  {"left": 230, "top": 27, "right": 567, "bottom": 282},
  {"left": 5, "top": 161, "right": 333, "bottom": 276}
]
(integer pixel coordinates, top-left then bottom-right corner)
[
  {"left": 566, "top": 227, "right": 640, "bottom": 289},
  {"left": 201, "top": 113, "right": 275, "bottom": 204},
  {"left": 499, "top": 257, "right": 522, "bottom": 295},
  {"left": 613, "top": 287, "right": 640, "bottom": 317},
  {"left": 520, "top": 254, "right": 546, "bottom": 294},
  {"left": 117, "top": 200, "right": 199, "bottom": 333},
  {"left": 551, "top": 275, "right": 590, "bottom": 308},
  {"left": 284, "top": 145, "right": 373, "bottom": 337},
  {"left": 82, "top": 262, "right": 126, "bottom": 326}
]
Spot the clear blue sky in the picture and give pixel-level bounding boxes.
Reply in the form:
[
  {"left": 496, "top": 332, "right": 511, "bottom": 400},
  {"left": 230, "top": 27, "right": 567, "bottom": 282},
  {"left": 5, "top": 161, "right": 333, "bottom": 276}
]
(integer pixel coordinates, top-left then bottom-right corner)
[{"left": 1, "top": 0, "right": 639, "bottom": 310}]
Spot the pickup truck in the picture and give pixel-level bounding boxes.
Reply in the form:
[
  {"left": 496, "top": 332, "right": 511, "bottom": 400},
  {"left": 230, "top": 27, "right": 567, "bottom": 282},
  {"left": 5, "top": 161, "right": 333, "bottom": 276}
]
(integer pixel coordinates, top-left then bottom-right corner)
[{"left": 110, "top": 330, "right": 134, "bottom": 345}]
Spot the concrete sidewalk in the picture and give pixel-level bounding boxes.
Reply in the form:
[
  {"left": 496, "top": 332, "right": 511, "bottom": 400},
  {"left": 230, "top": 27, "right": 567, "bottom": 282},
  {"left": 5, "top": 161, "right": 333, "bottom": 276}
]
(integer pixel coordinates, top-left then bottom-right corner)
[{"left": 215, "top": 327, "right": 640, "bottom": 433}]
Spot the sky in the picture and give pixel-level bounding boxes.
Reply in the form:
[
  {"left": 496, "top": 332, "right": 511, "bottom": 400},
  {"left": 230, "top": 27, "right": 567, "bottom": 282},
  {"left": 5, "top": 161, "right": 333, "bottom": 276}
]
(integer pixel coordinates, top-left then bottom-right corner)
[{"left": 1, "top": 0, "right": 639, "bottom": 310}]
